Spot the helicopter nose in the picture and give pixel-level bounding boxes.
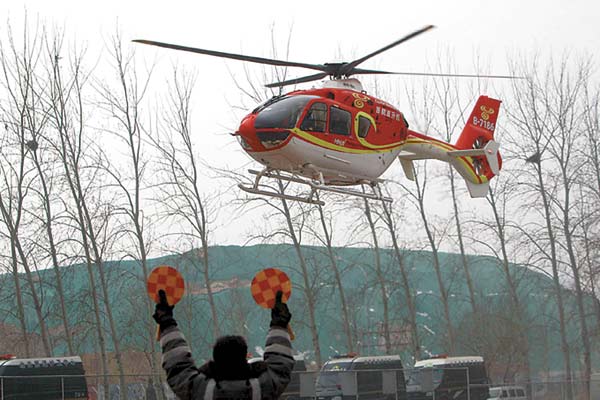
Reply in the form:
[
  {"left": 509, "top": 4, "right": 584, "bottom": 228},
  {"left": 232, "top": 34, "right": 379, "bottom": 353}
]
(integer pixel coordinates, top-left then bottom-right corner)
[{"left": 236, "top": 115, "right": 262, "bottom": 151}]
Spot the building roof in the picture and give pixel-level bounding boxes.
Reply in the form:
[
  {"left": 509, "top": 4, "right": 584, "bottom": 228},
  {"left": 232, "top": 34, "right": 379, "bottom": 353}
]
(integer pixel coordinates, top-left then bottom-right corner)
[{"left": 414, "top": 356, "right": 484, "bottom": 368}]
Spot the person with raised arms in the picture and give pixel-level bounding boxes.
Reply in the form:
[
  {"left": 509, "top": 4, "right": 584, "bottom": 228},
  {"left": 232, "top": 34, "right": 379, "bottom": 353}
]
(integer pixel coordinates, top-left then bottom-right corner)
[{"left": 153, "top": 289, "right": 294, "bottom": 399}]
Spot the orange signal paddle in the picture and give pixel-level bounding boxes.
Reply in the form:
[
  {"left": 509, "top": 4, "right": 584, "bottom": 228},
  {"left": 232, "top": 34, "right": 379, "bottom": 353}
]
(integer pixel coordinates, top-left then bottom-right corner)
[
  {"left": 251, "top": 268, "right": 295, "bottom": 340},
  {"left": 147, "top": 265, "right": 185, "bottom": 340}
]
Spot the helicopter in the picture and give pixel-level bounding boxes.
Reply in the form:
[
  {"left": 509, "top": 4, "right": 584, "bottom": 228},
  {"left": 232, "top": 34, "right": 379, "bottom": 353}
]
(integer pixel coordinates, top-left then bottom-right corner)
[{"left": 134, "top": 25, "right": 510, "bottom": 205}]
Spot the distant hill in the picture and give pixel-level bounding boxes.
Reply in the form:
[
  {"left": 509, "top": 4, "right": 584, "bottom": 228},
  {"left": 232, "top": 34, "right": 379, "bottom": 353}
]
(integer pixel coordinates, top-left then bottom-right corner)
[{"left": 1, "top": 244, "right": 596, "bottom": 378}]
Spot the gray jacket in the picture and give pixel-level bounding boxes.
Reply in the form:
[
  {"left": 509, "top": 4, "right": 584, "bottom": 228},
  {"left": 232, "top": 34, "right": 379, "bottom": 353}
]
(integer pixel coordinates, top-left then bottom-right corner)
[{"left": 160, "top": 325, "right": 294, "bottom": 399}]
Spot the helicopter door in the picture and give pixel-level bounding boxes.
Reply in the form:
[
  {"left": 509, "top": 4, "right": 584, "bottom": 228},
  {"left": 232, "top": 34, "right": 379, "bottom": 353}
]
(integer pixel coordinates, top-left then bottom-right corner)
[
  {"left": 300, "top": 102, "right": 328, "bottom": 132},
  {"left": 329, "top": 106, "right": 351, "bottom": 135}
]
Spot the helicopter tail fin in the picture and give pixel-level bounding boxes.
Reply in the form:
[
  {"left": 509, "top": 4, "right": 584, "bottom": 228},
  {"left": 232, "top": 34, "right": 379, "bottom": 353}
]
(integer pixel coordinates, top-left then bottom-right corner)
[
  {"left": 454, "top": 95, "right": 502, "bottom": 174},
  {"left": 445, "top": 96, "right": 503, "bottom": 197}
]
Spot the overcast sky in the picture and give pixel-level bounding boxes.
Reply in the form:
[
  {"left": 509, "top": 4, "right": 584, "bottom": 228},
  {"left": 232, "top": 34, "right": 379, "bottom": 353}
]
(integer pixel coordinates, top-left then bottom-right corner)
[
  {"left": 2, "top": 0, "right": 598, "bottom": 246},
  {"left": 5, "top": 0, "right": 597, "bottom": 56}
]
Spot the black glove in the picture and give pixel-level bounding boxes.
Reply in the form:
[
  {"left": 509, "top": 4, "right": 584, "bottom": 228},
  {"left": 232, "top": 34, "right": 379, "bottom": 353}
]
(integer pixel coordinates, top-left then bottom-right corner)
[
  {"left": 270, "top": 291, "right": 291, "bottom": 329},
  {"left": 152, "top": 290, "right": 177, "bottom": 329}
]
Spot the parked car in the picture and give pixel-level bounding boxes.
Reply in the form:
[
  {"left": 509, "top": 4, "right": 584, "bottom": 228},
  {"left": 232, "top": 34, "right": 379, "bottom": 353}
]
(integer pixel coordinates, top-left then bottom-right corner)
[
  {"left": 0, "top": 355, "right": 88, "bottom": 400},
  {"left": 487, "top": 385, "right": 527, "bottom": 400}
]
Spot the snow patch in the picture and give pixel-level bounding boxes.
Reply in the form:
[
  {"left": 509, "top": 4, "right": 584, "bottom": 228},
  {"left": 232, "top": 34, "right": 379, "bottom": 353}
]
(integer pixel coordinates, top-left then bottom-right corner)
[{"left": 421, "top": 324, "right": 436, "bottom": 335}]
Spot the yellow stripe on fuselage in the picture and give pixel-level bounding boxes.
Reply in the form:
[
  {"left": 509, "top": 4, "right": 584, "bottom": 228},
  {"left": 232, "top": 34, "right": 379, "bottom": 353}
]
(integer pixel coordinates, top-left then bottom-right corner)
[
  {"left": 289, "top": 129, "right": 487, "bottom": 184},
  {"left": 403, "top": 138, "right": 487, "bottom": 184},
  {"left": 291, "top": 128, "right": 401, "bottom": 154}
]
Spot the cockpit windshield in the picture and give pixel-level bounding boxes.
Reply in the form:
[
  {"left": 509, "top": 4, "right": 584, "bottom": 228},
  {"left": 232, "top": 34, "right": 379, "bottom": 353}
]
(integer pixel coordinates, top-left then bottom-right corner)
[{"left": 254, "top": 95, "right": 317, "bottom": 129}]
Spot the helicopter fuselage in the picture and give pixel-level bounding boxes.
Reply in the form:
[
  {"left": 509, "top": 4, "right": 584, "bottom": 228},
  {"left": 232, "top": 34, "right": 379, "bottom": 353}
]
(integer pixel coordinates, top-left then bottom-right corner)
[
  {"left": 235, "top": 82, "right": 413, "bottom": 185},
  {"left": 234, "top": 80, "right": 498, "bottom": 189}
]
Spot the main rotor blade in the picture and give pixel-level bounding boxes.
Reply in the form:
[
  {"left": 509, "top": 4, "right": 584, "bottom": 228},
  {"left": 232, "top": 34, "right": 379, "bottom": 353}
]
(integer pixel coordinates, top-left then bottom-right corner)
[
  {"left": 350, "top": 67, "right": 523, "bottom": 79},
  {"left": 341, "top": 25, "right": 436, "bottom": 75},
  {"left": 264, "top": 72, "right": 330, "bottom": 88},
  {"left": 133, "top": 39, "right": 328, "bottom": 72}
]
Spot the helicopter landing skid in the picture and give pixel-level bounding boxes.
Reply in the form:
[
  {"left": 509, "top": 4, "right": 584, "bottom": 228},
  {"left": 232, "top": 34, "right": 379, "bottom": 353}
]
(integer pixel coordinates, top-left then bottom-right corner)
[{"left": 238, "top": 168, "right": 393, "bottom": 205}]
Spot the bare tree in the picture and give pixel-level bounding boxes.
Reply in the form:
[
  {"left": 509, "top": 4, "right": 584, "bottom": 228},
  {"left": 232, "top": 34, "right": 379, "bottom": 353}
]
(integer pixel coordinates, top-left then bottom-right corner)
[
  {"left": 541, "top": 56, "right": 593, "bottom": 400},
  {"left": 456, "top": 295, "right": 530, "bottom": 383},
  {"left": 275, "top": 180, "right": 322, "bottom": 364},
  {"left": 506, "top": 55, "right": 574, "bottom": 399},
  {"left": 44, "top": 35, "right": 128, "bottom": 398},
  {"left": 401, "top": 168, "right": 455, "bottom": 354},
  {"left": 150, "top": 67, "right": 220, "bottom": 340},
  {"left": 581, "top": 71, "right": 600, "bottom": 331},
  {"left": 429, "top": 70, "right": 480, "bottom": 315},
  {"left": 0, "top": 19, "right": 54, "bottom": 356},
  {"left": 360, "top": 193, "right": 392, "bottom": 354},
  {"left": 400, "top": 80, "right": 457, "bottom": 354},
  {"left": 96, "top": 31, "right": 165, "bottom": 395},
  {"left": 311, "top": 192, "right": 354, "bottom": 353},
  {"left": 377, "top": 188, "right": 421, "bottom": 360},
  {"left": 0, "top": 151, "right": 33, "bottom": 356},
  {"left": 471, "top": 176, "right": 533, "bottom": 384}
]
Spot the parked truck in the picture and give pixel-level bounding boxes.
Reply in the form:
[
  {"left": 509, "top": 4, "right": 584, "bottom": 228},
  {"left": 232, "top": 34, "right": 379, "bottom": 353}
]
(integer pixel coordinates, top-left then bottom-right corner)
[
  {"left": 406, "top": 355, "right": 490, "bottom": 400},
  {"left": 0, "top": 354, "right": 88, "bottom": 400}
]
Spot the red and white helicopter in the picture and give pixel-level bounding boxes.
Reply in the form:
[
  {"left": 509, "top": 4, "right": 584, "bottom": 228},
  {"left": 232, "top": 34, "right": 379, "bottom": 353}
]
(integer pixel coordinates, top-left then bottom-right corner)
[{"left": 135, "top": 25, "right": 510, "bottom": 205}]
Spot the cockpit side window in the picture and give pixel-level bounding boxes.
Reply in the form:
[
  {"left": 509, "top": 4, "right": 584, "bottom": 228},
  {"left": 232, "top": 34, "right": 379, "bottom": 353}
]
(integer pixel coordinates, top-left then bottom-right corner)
[
  {"left": 300, "top": 102, "right": 328, "bottom": 132},
  {"left": 330, "top": 107, "right": 351, "bottom": 136},
  {"left": 357, "top": 115, "right": 372, "bottom": 138}
]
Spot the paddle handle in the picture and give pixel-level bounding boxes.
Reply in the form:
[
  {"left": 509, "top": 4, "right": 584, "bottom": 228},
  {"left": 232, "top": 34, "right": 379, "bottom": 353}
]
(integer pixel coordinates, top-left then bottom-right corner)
[{"left": 156, "top": 325, "right": 161, "bottom": 341}]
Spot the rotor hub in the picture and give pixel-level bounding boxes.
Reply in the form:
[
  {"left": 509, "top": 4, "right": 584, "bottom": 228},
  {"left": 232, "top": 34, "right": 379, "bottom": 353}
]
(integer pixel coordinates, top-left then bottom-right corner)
[{"left": 321, "top": 78, "right": 364, "bottom": 92}]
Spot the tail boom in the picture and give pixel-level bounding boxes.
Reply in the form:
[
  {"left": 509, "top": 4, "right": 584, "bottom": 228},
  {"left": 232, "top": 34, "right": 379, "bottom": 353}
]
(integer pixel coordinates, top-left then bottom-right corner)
[{"left": 398, "top": 95, "right": 503, "bottom": 198}]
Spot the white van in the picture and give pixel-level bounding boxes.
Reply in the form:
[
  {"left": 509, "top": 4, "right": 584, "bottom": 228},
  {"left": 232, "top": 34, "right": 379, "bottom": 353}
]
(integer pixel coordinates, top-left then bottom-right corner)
[{"left": 487, "top": 385, "right": 527, "bottom": 400}]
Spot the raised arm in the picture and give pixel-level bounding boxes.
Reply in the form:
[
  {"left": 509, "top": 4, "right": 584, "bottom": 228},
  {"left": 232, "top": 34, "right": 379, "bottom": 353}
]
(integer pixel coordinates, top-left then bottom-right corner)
[
  {"left": 153, "top": 290, "right": 210, "bottom": 400},
  {"left": 260, "top": 291, "right": 295, "bottom": 398}
]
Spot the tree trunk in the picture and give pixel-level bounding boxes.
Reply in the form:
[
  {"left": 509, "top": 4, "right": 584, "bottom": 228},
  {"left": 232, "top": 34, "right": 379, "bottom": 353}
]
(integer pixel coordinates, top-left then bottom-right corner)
[
  {"left": 362, "top": 194, "right": 392, "bottom": 354},
  {"left": 580, "top": 209, "right": 600, "bottom": 334},
  {"left": 0, "top": 196, "right": 52, "bottom": 356},
  {"left": 488, "top": 188, "right": 532, "bottom": 385},
  {"left": 533, "top": 161, "right": 573, "bottom": 400},
  {"left": 278, "top": 180, "right": 321, "bottom": 365},
  {"left": 449, "top": 169, "right": 478, "bottom": 314},
  {"left": 13, "top": 236, "right": 53, "bottom": 356},
  {"left": 202, "top": 239, "right": 221, "bottom": 340},
  {"left": 380, "top": 199, "right": 421, "bottom": 360},
  {"left": 32, "top": 151, "right": 74, "bottom": 354},
  {"left": 315, "top": 194, "right": 353, "bottom": 353},
  {"left": 50, "top": 53, "right": 112, "bottom": 395},
  {"left": 0, "top": 22, "right": 74, "bottom": 355},
  {"left": 104, "top": 39, "right": 167, "bottom": 396},
  {"left": 559, "top": 167, "right": 591, "bottom": 400},
  {"left": 415, "top": 175, "right": 455, "bottom": 354},
  {"left": 9, "top": 243, "right": 31, "bottom": 356},
  {"left": 78, "top": 182, "right": 127, "bottom": 400}
]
